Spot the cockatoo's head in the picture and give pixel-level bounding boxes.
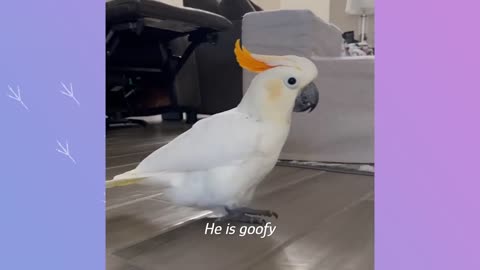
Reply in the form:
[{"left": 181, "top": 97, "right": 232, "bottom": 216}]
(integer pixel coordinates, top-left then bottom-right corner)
[{"left": 234, "top": 40, "right": 319, "bottom": 123}]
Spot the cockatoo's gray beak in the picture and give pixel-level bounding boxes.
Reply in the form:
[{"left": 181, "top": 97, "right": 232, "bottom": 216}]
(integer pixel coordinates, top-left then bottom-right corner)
[{"left": 293, "top": 82, "right": 319, "bottom": 113}]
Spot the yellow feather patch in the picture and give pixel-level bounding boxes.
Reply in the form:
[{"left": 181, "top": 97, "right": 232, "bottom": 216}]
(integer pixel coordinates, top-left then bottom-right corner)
[
  {"left": 234, "top": 39, "right": 273, "bottom": 73},
  {"left": 266, "top": 79, "right": 283, "bottom": 101}
]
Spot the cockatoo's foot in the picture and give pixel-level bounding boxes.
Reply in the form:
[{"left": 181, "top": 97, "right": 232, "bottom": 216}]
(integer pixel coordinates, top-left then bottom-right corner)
[
  {"left": 230, "top": 207, "right": 279, "bottom": 219},
  {"left": 216, "top": 207, "right": 278, "bottom": 225},
  {"left": 218, "top": 212, "right": 267, "bottom": 225}
]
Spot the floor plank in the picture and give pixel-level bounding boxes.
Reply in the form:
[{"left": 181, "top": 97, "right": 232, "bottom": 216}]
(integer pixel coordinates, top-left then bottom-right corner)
[
  {"left": 106, "top": 141, "right": 168, "bottom": 157},
  {"left": 106, "top": 182, "right": 166, "bottom": 210},
  {"left": 250, "top": 201, "right": 373, "bottom": 270},
  {"left": 107, "top": 254, "right": 142, "bottom": 270},
  {"left": 107, "top": 151, "right": 153, "bottom": 168},
  {"left": 106, "top": 198, "right": 210, "bottom": 253}
]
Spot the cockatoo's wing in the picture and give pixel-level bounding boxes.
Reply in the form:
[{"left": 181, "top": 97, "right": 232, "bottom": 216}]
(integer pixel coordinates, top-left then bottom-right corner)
[
  {"left": 135, "top": 109, "right": 260, "bottom": 173},
  {"left": 108, "top": 109, "right": 260, "bottom": 187}
]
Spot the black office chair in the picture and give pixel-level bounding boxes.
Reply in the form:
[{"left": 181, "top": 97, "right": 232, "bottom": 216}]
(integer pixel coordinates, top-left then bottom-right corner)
[
  {"left": 182, "top": 0, "right": 262, "bottom": 115},
  {"left": 106, "top": 0, "right": 232, "bottom": 128}
]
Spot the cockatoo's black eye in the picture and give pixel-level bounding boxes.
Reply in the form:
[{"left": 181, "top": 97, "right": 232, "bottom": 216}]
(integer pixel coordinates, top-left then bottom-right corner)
[{"left": 284, "top": 77, "right": 298, "bottom": 89}]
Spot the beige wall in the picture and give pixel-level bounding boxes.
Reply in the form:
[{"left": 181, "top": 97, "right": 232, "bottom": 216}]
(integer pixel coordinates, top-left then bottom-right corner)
[
  {"left": 163, "top": 0, "right": 183, "bottom": 7},
  {"left": 329, "top": 0, "right": 375, "bottom": 45},
  {"left": 253, "top": 0, "right": 330, "bottom": 22},
  {"left": 252, "top": 0, "right": 281, "bottom": 10},
  {"left": 279, "top": 0, "right": 330, "bottom": 21}
]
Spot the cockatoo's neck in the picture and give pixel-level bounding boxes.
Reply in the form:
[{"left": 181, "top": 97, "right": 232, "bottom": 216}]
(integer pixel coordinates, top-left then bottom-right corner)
[{"left": 237, "top": 78, "right": 295, "bottom": 126}]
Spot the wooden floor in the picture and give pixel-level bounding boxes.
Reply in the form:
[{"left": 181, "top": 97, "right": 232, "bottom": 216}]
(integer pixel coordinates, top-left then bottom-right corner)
[{"left": 106, "top": 122, "right": 374, "bottom": 270}]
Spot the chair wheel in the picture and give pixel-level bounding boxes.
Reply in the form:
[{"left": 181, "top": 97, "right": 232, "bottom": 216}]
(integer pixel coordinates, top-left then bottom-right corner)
[
  {"left": 186, "top": 111, "right": 198, "bottom": 124},
  {"left": 162, "top": 112, "right": 183, "bottom": 121}
]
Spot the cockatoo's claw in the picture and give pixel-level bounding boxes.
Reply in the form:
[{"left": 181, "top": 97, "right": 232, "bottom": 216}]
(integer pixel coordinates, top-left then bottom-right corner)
[
  {"left": 218, "top": 207, "right": 273, "bottom": 225},
  {"left": 222, "top": 214, "right": 266, "bottom": 225},
  {"left": 223, "top": 207, "right": 279, "bottom": 224}
]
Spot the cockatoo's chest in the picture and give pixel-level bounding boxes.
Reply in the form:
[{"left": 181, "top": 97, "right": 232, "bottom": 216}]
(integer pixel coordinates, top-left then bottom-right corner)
[{"left": 255, "top": 122, "right": 291, "bottom": 158}]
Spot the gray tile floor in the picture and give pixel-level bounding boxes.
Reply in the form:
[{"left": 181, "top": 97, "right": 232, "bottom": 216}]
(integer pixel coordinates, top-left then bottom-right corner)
[{"left": 106, "top": 122, "right": 374, "bottom": 270}]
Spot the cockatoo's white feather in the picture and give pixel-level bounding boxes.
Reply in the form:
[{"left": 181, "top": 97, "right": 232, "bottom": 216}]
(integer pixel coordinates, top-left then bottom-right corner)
[{"left": 108, "top": 40, "right": 319, "bottom": 212}]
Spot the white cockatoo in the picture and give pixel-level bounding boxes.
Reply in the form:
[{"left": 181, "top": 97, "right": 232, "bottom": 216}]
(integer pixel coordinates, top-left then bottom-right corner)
[{"left": 107, "top": 40, "right": 319, "bottom": 224}]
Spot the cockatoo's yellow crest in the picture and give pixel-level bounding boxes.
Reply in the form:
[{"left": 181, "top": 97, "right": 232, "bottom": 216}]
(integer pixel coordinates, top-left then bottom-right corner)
[{"left": 234, "top": 39, "right": 274, "bottom": 73}]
